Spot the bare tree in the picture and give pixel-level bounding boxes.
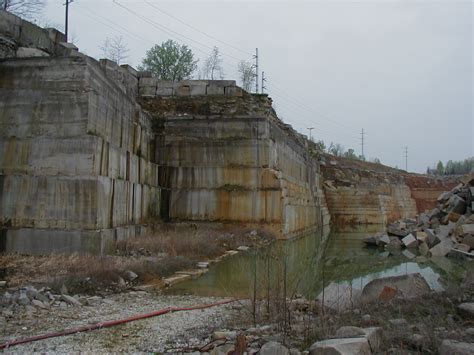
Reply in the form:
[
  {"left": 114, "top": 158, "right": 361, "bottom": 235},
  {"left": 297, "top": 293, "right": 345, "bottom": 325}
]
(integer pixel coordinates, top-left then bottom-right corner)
[
  {"left": 238, "top": 60, "right": 255, "bottom": 92},
  {"left": 101, "top": 36, "right": 130, "bottom": 65},
  {"left": 2, "top": 0, "right": 44, "bottom": 20},
  {"left": 200, "top": 46, "right": 224, "bottom": 80}
]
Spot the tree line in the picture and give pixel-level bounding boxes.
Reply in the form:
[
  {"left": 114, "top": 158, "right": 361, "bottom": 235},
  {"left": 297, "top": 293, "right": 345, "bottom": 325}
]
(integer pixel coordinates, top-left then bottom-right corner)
[
  {"left": 3, "top": 2, "right": 254, "bottom": 89},
  {"left": 427, "top": 158, "right": 474, "bottom": 176},
  {"left": 102, "top": 37, "right": 255, "bottom": 90}
]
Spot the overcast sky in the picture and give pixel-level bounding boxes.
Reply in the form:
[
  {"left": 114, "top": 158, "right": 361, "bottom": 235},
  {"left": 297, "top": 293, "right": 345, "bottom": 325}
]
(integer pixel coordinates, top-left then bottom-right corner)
[{"left": 41, "top": 0, "right": 473, "bottom": 173}]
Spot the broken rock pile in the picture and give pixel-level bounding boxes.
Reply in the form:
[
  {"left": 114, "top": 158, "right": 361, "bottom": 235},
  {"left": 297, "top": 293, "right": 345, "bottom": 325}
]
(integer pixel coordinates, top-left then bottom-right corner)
[
  {"left": 1, "top": 284, "right": 85, "bottom": 316},
  {"left": 365, "top": 174, "right": 474, "bottom": 258}
]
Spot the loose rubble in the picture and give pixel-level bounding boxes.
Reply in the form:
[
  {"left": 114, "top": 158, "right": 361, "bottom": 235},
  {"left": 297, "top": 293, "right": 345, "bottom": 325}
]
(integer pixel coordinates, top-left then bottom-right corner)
[
  {"left": 1, "top": 284, "right": 86, "bottom": 313},
  {"left": 364, "top": 174, "right": 474, "bottom": 259}
]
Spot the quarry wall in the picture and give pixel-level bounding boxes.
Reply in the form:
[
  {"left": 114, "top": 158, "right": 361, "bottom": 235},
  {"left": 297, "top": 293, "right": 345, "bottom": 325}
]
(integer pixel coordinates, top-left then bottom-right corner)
[
  {"left": 0, "top": 10, "right": 458, "bottom": 254},
  {"left": 0, "top": 55, "right": 160, "bottom": 254},
  {"left": 138, "top": 84, "right": 331, "bottom": 239},
  {"left": 321, "top": 156, "right": 458, "bottom": 225}
]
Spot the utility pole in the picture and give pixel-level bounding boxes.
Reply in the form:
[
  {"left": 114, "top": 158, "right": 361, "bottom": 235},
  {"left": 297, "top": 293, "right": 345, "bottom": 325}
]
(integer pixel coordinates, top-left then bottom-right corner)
[
  {"left": 253, "top": 48, "right": 259, "bottom": 94},
  {"left": 64, "top": 0, "right": 74, "bottom": 42},
  {"left": 404, "top": 146, "right": 408, "bottom": 171},
  {"left": 307, "top": 127, "right": 315, "bottom": 141},
  {"left": 261, "top": 71, "right": 267, "bottom": 94},
  {"left": 3, "top": 0, "right": 8, "bottom": 11},
  {"left": 360, "top": 128, "right": 365, "bottom": 159}
]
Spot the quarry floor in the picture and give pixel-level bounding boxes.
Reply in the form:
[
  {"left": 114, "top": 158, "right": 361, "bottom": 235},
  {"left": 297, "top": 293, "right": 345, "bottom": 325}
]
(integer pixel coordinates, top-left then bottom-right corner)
[
  {"left": 2, "top": 283, "right": 474, "bottom": 354},
  {"left": 1, "top": 291, "right": 240, "bottom": 353}
]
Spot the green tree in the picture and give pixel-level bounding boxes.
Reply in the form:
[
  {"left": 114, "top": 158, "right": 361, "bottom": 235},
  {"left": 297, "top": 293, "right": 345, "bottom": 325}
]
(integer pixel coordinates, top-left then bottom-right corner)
[
  {"left": 436, "top": 161, "right": 444, "bottom": 175},
  {"left": 343, "top": 148, "right": 357, "bottom": 160},
  {"left": 328, "top": 142, "right": 345, "bottom": 157},
  {"left": 314, "top": 140, "right": 326, "bottom": 152},
  {"left": 140, "top": 40, "right": 198, "bottom": 81}
]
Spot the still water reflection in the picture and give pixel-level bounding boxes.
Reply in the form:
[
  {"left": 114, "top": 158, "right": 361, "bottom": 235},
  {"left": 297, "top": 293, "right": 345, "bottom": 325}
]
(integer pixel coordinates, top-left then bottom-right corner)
[{"left": 169, "top": 225, "right": 467, "bottom": 299}]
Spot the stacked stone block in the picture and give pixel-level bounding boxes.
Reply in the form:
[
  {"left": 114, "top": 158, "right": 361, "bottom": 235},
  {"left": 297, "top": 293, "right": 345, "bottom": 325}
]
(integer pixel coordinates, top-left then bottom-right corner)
[
  {"left": 152, "top": 98, "right": 330, "bottom": 238},
  {"left": 0, "top": 56, "right": 160, "bottom": 254}
]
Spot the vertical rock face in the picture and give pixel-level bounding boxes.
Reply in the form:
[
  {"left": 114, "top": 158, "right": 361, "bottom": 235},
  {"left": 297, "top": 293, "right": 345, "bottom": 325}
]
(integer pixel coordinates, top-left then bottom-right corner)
[
  {"left": 321, "top": 157, "right": 458, "bottom": 225},
  {"left": 0, "top": 56, "right": 160, "bottom": 254},
  {"left": 140, "top": 93, "right": 330, "bottom": 239}
]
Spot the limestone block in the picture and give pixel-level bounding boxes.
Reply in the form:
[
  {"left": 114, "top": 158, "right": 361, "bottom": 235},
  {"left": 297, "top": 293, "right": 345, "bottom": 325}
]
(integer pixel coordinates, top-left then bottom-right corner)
[
  {"left": 15, "top": 47, "right": 50, "bottom": 57},
  {"left": 108, "top": 146, "right": 127, "bottom": 180},
  {"left": 5, "top": 228, "right": 116, "bottom": 255},
  {"left": 163, "top": 119, "right": 269, "bottom": 140},
  {"left": 156, "top": 140, "right": 270, "bottom": 167},
  {"left": 19, "top": 21, "right": 55, "bottom": 54},
  {"left": 162, "top": 166, "right": 279, "bottom": 190},
  {"left": 111, "top": 179, "right": 131, "bottom": 227},
  {"left": 189, "top": 83, "right": 207, "bottom": 96},
  {"left": 133, "top": 183, "right": 142, "bottom": 222},
  {"left": 0, "top": 175, "right": 112, "bottom": 230},
  {"left": 169, "top": 189, "right": 281, "bottom": 223},
  {"left": 119, "top": 64, "right": 138, "bottom": 78},
  {"left": 0, "top": 11, "right": 22, "bottom": 39},
  {"left": 121, "top": 120, "right": 134, "bottom": 152},
  {"left": 133, "top": 124, "right": 142, "bottom": 155},
  {"left": 128, "top": 154, "right": 139, "bottom": 183},
  {"left": 309, "top": 337, "right": 371, "bottom": 355},
  {"left": 139, "top": 77, "right": 157, "bottom": 87},
  {"left": 174, "top": 85, "right": 190, "bottom": 96},
  {"left": 439, "top": 340, "right": 474, "bottom": 355},
  {"left": 206, "top": 84, "right": 225, "bottom": 95},
  {"left": 224, "top": 86, "right": 243, "bottom": 97},
  {"left": 210, "top": 80, "right": 236, "bottom": 87},
  {"left": 138, "top": 85, "right": 156, "bottom": 97},
  {"left": 0, "top": 135, "right": 102, "bottom": 177},
  {"left": 156, "top": 87, "right": 173, "bottom": 96},
  {"left": 138, "top": 157, "right": 146, "bottom": 185},
  {"left": 0, "top": 89, "right": 89, "bottom": 138},
  {"left": 45, "top": 27, "right": 64, "bottom": 44}
]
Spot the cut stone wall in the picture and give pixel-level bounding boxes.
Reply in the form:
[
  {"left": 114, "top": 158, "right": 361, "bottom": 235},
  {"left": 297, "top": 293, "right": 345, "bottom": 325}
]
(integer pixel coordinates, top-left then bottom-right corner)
[
  {"left": 321, "top": 156, "right": 457, "bottom": 225},
  {"left": 141, "top": 94, "right": 330, "bottom": 239},
  {"left": 0, "top": 56, "right": 160, "bottom": 254}
]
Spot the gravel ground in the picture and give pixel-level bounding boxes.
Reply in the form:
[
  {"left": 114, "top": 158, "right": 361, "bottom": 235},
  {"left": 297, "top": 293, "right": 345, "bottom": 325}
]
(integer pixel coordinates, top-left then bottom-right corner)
[{"left": 1, "top": 291, "right": 241, "bottom": 353}]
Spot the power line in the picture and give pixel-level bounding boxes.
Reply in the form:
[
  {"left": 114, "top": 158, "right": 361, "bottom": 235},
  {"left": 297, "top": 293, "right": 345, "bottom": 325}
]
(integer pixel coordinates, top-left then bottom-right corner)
[
  {"left": 266, "top": 81, "right": 357, "bottom": 131},
  {"left": 143, "top": 0, "right": 251, "bottom": 56},
  {"left": 78, "top": 7, "right": 150, "bottom": 45},
  {"left": 273, "top": 104, "right": 358, "bottom": 141},
  {"left": 113, "top": 0, "right": 244, "bottom": 63},
  {"left": 267, "top": 87, "right": 359, "bottom": 140},
  {"left": 266, "top": 80, "right": 359, "bottom": 130}
]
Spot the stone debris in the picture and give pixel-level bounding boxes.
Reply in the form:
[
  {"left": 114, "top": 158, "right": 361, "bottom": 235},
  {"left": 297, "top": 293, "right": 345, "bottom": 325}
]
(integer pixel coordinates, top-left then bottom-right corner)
[
  {"left": 439, "top": 339, "right": 474, "bottom": 355},
  {"left": 1, "top": 285, "right": 84, "bottom": 313},
  {"left": 259, "top": 341, "right": 290, "bottom": 355},
  {"left": 197, "top": 261, "right": 210, "bottom": 269},
  {"left": 365, "top": 175, "right": 474, "bottom": 259},
  {"left": 457, "top": 302, "right": 474, "bottom": 319},
  {"left": 361, "top": 273, "right": 431, "bottom": 303},
  {"left": 308, "top": 337, "right": 372, "bottom": 355},
  {"left": 125, "top": 270, "right": 138, "bottom": 281}
]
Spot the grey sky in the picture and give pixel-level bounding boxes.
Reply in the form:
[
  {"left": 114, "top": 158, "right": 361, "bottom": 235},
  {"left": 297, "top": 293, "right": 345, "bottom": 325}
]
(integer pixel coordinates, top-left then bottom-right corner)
[{"left": 42, "top": 0, "right": 473, "bottom": 173}]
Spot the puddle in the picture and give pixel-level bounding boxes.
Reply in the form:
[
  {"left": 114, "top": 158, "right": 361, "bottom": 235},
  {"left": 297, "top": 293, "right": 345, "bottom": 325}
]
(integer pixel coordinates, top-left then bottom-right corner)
[{"left": 169, "top": 225, "right": 468, "bottom": 301}]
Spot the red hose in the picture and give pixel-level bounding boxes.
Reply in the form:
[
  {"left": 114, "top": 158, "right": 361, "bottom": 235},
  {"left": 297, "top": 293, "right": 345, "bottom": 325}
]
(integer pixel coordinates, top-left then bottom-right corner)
[{"left": 0, "top": 298, "right": 237, "bottom": 350}]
